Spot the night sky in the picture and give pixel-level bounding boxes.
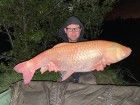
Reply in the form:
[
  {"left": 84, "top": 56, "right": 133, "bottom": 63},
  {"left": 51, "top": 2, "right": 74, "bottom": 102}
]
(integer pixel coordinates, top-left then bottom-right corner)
[{"left": 106, "top": 0, "right": 140, "bottom": 20}]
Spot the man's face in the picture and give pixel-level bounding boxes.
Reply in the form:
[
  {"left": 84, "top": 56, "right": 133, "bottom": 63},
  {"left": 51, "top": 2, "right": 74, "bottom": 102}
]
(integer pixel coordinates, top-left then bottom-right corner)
[{"left": 64, "top": 24, "right": 81, "bottom": 42}]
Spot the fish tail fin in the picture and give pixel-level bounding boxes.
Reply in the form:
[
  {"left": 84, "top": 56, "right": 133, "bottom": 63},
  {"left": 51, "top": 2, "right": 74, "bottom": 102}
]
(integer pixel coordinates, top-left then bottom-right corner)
[{"left": 13, "top": 61, "right": 35, "bottom": 84}]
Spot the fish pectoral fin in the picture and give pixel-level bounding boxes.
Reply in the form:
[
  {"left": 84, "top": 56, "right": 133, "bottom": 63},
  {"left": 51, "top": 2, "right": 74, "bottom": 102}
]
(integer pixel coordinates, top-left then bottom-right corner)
[
  {"left": 23, "top": 69, "right": 35, "bottom": 84},
  {"left": 61, "top": 71, "right": 74, "bottom": 81}
]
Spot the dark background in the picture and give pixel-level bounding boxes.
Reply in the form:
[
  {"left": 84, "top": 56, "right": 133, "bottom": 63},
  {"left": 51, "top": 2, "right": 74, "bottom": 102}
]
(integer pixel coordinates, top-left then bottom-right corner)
[
  {"left": 99, "top": 0, "right": 140, "bottom": 83},
  {"left": 99, "top": 18, "right": 140, "bottom": 83}
]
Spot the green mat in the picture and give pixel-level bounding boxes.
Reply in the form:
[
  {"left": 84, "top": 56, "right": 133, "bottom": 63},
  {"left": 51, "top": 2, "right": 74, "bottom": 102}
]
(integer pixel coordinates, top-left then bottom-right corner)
[{"left": 0, "top": 89, "right": 11, "bottom": 105}]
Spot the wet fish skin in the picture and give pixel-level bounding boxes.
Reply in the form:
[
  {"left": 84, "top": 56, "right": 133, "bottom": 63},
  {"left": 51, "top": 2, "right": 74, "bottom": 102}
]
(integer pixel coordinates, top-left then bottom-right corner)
[{"left": 13, "top": 40, "right": 132, "bottom": 84}]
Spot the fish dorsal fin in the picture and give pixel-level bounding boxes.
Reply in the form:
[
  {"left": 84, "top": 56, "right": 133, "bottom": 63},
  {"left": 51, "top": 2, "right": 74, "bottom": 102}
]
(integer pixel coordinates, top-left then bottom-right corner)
[{"left": 53, "top": 42, "right": 70, "bottom": 48}]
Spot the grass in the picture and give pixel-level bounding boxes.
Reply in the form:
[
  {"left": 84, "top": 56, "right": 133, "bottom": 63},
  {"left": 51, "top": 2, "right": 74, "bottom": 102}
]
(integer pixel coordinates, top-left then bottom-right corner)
[
  {"left": 0, "top": 71, "right": 22, "bottom": 93},
  {"left": 32, "top": 70, "right": 60, "bottom": 81},
  {"left": 94, "top": 66, "right": 140, "bottom": 85},
  {"left": 0, "top": 64, "right": 139, "bottom": 93},
  {"left": 94, "top": 66, "right": 127, "bottom": 85},
  {"left": 0, "top": 64, "right": 60, "bottom": 93}
]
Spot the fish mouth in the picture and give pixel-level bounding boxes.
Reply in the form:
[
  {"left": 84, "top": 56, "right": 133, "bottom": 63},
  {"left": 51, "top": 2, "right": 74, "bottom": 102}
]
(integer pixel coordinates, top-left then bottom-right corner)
[
  {"left": 120, "top": 47, "right": 132, "bottom": 60},
  {"left": 116, "top": 46, "right": 132, "bottom": 62},
  {"left": 125, "top": 47, "right": 132, "bottom": 57}
]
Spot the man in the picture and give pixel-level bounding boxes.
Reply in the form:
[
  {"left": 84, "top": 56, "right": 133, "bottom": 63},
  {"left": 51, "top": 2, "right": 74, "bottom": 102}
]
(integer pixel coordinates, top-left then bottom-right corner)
[
  {"left": 59, "top": 16, "right": 86, "bottom": 42},
  {"left": 59, "top": 16, "right": 96, "bottom": 84}
]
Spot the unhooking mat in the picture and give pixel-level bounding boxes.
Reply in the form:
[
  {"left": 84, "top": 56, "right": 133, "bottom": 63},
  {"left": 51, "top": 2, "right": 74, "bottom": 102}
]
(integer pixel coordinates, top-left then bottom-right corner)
[
  {"left": 0, "top": 89, "right": 11, "bottom": 105},
  {"left": 5, "top": 81, "right": 140, "bottom": 105}
]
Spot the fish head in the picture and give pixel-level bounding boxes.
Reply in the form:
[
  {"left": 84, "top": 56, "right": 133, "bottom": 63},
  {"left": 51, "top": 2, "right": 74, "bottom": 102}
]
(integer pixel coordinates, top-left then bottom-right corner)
[{"left": 105, "top": 43, "right": 132, "bottom": 64}]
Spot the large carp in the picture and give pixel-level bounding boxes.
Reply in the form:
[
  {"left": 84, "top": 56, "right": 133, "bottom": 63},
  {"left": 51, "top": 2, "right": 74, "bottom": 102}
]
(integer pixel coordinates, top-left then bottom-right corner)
[{"left": 13, "top": 40, "right": 132, "bottom": 84}]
